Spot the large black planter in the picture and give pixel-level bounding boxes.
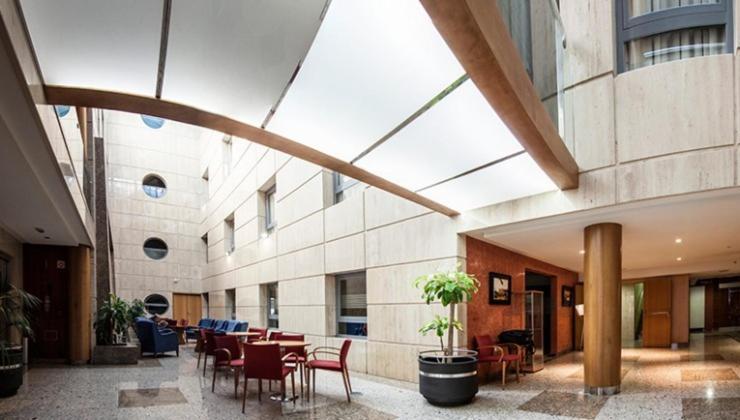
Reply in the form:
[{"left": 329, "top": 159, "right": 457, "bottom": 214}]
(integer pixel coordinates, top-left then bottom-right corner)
[
  {"left": 418, "top": 350, "right": 478, "bottom": 406},
  {"left": 0, "top": 346, "right": 24, "bottom": 398}
]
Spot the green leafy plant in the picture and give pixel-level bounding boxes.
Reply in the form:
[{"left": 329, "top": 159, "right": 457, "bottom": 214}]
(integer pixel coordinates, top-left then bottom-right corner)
[
  {"left": 415, "top": 266, "right": 479, "bottom": 355},
  {"left": 94, "top": 294, "right": 133, "bottom": 345},
  {"left": 127, "top": 299, "right": 145, "bottom": 327},
  {"left": 0, "top": 265, "right": 40, "bottom": 364}
]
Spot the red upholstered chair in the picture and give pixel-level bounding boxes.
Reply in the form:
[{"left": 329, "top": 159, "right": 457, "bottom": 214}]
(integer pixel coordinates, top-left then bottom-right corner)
[
  {"left": 473, "top": 335, "right": 522, "bottom": 388},
  {"left": 241, "top": 343, "right": 297, "bottom": 411},
  {"left": 267, "top": 330, "right": 282, "bottom": 341},
  {"left": 247, "top": 327, "right": 267, "bottom": 343},
  {"left": 179, "top": 319, "right": 189, "bottom": 327},
  {"left": 211, "top": 335, "right": 244, "bottom": 398},
  {"left": 274, "top": 333, "right": 307, "bottom": 397},
  {"left": 202, "top": 329, "right": 218, "bottom": 376},
  {"left": 196, "top": 328, "right": 209, "bottom": 368},
  {"left": 306, "top": 339, "right": 352, "bottom": 402}
]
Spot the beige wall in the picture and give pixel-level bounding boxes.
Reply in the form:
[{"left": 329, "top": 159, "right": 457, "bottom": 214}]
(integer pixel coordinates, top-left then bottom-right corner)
[
  {"left": 464, "top": 2, "right": 740, "bottom": 230},
  {"left": 106, "top": 111, "right": 204, "bottom": 317},
  {"left": 198, "top": 128, "right": 466, "bottom": 382}
]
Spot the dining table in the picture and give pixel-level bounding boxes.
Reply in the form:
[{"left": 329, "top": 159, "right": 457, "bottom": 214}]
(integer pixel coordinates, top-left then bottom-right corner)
[{"left": 226, "top": 331, "right": 262, "bottom": 342}]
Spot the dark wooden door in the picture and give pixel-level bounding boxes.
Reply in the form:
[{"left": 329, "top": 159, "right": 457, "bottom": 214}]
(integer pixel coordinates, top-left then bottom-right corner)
[
  {"left": 643, "top": 278, "right": 672, "bottom": 347},
  {"left": 23, "top": 245, "right": 69, "bottom": 361}
]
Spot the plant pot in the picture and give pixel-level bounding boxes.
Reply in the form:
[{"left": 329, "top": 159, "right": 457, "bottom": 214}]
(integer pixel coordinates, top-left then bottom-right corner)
[
  {"left": 0, "top": 346, "right": 24, "bottom": 398},
  {"left": 418, "top": 350, "right": 478, "bottom": 406}
]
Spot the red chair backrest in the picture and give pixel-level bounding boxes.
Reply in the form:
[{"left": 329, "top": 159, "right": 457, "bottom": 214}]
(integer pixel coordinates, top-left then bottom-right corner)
[
  {"left": 244, "top": 343, "right": 282, "bottom": 380},
  {"left": 166, "top": 319, "right": 177, "bottom": 327},
  {"left": 339, "top": 339, "right": 352, "bottom": 367},
  {"left": 180, "top": 319, "right": 189, "bottom": 327},
  {"left": 267, "top": 330, "right": 282, "bottom": 341},
  {"left": 278, "top": 333, "right": 305, "bottom": 357},
  {"left": 204, "top": 329, "right": 218, "bottom": 355},
  {"left": 248, "top": 327, "right": 267, "bottom": 340},
  {"left": 474, "top": 335, "right": 494, "bottom": 358},
  {"left": 213, "top": 335, "right": 241, "bottom": 363}
]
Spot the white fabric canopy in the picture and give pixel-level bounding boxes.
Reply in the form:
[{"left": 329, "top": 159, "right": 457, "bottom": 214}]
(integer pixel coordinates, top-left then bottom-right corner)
[{"left": 20, "top": 0, "right": 557, "bottom": 212}]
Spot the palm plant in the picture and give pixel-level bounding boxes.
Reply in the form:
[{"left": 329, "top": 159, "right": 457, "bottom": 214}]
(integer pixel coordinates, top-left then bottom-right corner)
[
  {"left": 415, "top": 266, "right": 479, "bottom": 356},
  {"left": 0, "top": 268, "right": 40, "bottom": 364},
  {"left": 94, "top": 294, "right": 132, "bottom": 345}
]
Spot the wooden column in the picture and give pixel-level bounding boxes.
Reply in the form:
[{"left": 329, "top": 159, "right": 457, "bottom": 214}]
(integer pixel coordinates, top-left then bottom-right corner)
[
  {"left": 68, "top": 246, "right": 92, "bottom": 364},
  {"left": 583, "top": 223, "right": 622, "bottom": 395}
]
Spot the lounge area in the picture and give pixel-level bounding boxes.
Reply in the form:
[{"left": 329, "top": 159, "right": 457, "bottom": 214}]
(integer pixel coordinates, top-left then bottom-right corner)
[{"left": 1, "top": 333, "right": 738, "bottom": 419}]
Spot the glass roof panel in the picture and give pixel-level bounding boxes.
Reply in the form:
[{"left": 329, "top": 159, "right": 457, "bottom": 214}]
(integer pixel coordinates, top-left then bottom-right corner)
[
  {"left": 162, "top": 0, "right": 327, "bottom": 126},
  {"left": 268, "top": 0, "right": 464, "bottom": 162},
  {"left": 21, "top": 0, "right": 162, "bottom": 96},
  {"left": 418, "top": 153, "right": 558, "bottom": 212},
  {"left": 355, "top": 79, "right": 524, "bottom": 191}
]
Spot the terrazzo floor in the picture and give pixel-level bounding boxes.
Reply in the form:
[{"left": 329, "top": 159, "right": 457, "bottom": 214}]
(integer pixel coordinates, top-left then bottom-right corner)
[{"left": 0, "top": 333, "right": 738, "bottom": 419}]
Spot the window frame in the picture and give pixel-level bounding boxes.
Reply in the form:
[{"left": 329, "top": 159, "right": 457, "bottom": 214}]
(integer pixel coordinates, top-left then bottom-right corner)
[
  {"left": 144, "top": 293, "right": 170, "bottom": 315},
  {"left": 142, "top": 237, "right": 168, "bottom": 260},
  {"left": 266, "top": 282, "right": 279, "bottom": 328},
  {"left": 264, "top": 185, "right": 277, "bottom": 232},
  {"left": 335, "top": 271, "right": 368, "bottom": 338},
  {"left": 333, "top": 172, "right": 359, "bottom": 204},
  {"left": 615, "top": 0, "right": 734, "bottom": 73},
  {"left": 142, "top": 174, "right": 167, "bottom": 199}
]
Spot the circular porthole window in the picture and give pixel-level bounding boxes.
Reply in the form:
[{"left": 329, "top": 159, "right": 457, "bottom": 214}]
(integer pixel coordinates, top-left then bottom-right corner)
[
  {"left": 141, "top": 114, "right": 165, "bottom": 129},
  {"left": 142, "top": 174, "right": 167, "bottom": 199},
  {"left": 143, "top": 238, "right": 168, "bottom": 260},
  {"left": 144, "top": 294, "right": 169, "bottom": 315},
  {"left": 55, "top": 105, "right": 71, "bottom": 118}
]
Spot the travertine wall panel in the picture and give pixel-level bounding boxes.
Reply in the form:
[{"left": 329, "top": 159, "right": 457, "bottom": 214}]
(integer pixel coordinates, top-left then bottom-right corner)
[
  {"left": 572, "top": 74, "right": 615, "bottom": 171},
  {"left": 325, "top": 233, "right": 365, "bottom": 274},
  {"left": 560, "top": 0, "right": 614, "bottom": 87}
]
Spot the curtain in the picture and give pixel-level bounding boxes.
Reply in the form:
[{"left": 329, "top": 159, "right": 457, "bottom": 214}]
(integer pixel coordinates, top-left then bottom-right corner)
[
  {"left": 629, "top": 0, "right": 718, "bottom": 17},
  {"left": 626, "top": 26, "right": 724, "bottom": 70}
]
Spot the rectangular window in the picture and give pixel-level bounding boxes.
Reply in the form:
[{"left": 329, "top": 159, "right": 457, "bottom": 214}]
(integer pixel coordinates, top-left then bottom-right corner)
[
  {"left": 333, "top": 172, "right": 359, "bottom": 204},
  {"left": 202, "top": 292, "right": 210, "bottom": 318},
  {"left": 226, "top": 288, "right": 236, "bottom": 320},
  {"left": 224, "top": 213, "right": 235, "bottom": 255},
  {"left": 201, "top": 233, "right": 209, "bottom": 263},
  {"left": 222, "top": 135, "right": 232, "bottom": 178},
  {"left": 266, "top": 282, "right": 279, "bottom": 328},
  {"left": 615, "top": 0, "right": 733, "bottom": 73},
  {"left": 264, "top": 185, "right": 276, "bottom": 231},
  {"left": 336, "top": 272, "right": 367, "bottom": 337}
]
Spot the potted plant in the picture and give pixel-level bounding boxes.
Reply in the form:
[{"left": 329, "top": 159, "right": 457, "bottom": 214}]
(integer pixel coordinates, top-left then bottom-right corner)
[
  {"left": 0, "top": 268, "right": 40, "bottom": 397},
  {"left": 92, "top": 294, "right": 141, "bottom": 365},
  {"left": 415, "top": 266, "right": 479, "bottom": 406}
]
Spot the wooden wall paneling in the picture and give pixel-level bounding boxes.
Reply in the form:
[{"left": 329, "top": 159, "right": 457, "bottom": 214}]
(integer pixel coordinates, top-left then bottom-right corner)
[
  {"left": 68, "top": 246, "right": 91, "bottom": 364},
  {"left": 575, "top": 283, "right": 584, "bottom": 350},
  {"left": 670, "top": 275, "right": 689, "bottom": 344}
]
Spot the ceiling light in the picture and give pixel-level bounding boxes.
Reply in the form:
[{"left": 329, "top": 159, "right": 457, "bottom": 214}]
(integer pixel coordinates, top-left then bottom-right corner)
[
  {"left": 676, "top": 257, "right": 682, "bottom": 262},
  {"left": 44, "top": 236, "right": 51, "bottom": 240},
  {"left": 579, "top": 250, "right": 585, "bottom": 255},
  {"left": 34, "top": 227, "right": 45, "bottom": 233},
  {"left": 674, "top": 238, "right": 682, "bottom": 244}
]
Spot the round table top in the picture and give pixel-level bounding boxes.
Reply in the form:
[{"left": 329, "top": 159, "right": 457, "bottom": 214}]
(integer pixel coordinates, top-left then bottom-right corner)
[
  {"left": 226, "top": 331, "right": 261, "bottom": 337},
  {"left": 250, "top": 340, "right": 311, "bottom": 347}
]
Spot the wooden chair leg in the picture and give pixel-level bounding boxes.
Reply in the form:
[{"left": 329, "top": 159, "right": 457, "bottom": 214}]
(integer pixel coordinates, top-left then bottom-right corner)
[
  {"left": 312, "top": 369, "right": 316, "bottom": 400},
  {"left": 345, "top": 367, "right": 353, "bottom": 393},
  {"left": 299, "top": 362, "right": 303, "bottom": 397},
  {"left": 341, "top": 369, "right": 351, "bottom": 402},
  {"left": 258, "top": 379, "right": 262, "bottom": 402},
  {"left": 280, "top": 378, "right": 286, "bottom": 400},
  {"left": 203, "top": 355, "right": 208, "bottom": 376},
  {"left": 197, "top": 347, "right": 202, "bottom": 368},
  {"left": 515, "top": 360, "right": 520, "bottom": 382}
]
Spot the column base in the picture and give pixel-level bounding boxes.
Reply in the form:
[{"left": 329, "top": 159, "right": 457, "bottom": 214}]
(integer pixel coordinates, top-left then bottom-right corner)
[{"left": 584, "top": 385, "right": 620, "bottom": 396}]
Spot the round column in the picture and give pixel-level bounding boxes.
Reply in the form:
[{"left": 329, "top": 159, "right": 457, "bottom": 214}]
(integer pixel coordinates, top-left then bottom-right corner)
[{"left": 583, "top": 223, "right": 622, "bottom": 395}]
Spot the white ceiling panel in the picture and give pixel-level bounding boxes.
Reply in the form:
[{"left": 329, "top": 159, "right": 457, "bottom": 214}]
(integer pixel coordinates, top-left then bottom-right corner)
[
  {"left": 21, "top": 0, "right": 163, "bottom": 96},
  {"left": 267, "top": 0, "right": 464, "bottom": 162},
  {"left": 355, "top": 79, "right": 524, "bottom": 192},
  {"left": 162, "top": 0, "right": 327, "bottom": 126},
  {"left": 419, "top": 153, "right": 557, "bottom": 212}
]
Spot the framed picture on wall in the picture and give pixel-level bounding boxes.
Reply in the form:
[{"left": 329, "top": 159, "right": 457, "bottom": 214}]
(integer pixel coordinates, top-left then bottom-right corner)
[
  {"left": 562, "top": 285, "right": 574, "bottom": 307},
  {"left": 489, "top": 272, "right": 512, "bottom": 305}
]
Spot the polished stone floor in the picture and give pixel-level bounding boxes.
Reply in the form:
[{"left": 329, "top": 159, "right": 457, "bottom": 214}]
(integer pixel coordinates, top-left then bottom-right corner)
[{"left": 0, "top": 333, "right": 738, "bottom": 419}]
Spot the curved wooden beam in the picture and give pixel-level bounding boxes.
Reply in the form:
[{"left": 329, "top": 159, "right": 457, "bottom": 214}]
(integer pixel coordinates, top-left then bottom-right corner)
[
  {"left": 421, "top": 0, "right": 579, "bottom": 189},
  {"left": 44, "top": 85, "right": 459, "bottom": 217}
]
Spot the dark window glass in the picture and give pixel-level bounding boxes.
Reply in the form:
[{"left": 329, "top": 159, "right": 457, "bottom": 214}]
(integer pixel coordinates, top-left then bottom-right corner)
[
  {"left": 144, "top": 294, "right": 169, "bottom": 315},
  {"left": 143, "top": 238, "right": 168, "bottom": 260},
  {"left": 142, "top": 174, "right": 167, "bottom": 199}
]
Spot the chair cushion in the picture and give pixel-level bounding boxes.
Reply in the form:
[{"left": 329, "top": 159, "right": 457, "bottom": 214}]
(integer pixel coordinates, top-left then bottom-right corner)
[
  {"left": 283, "top": 355, "right": 306, "bottom": 363},
  {"left": 281, "top": 366, "right": 294, "bottom": 378},
  {"left": 502, "top": 354, "right": 520, "bottom": 362},
  {"left": 306, "top": 359, "right": 342, "bottom": 371}
]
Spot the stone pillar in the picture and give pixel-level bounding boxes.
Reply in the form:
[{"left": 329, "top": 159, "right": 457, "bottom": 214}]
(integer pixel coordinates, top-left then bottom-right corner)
[
  {"left": 68, "top": 246, "right": 92, "bottom": 364},
  {"left": 583, "top": 223, "right": 622, "bottom": 395}
]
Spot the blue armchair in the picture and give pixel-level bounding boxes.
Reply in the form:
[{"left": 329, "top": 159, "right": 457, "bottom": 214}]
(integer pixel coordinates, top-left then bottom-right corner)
[
  {"left": 186, "top": 318, "right": 213, "bottom": 341},
  {"left": 216, "top": 320, "right": 238, "bottom": 335},
  {"left": 135, "top": 317, "right": 179, "bottom": 357}
]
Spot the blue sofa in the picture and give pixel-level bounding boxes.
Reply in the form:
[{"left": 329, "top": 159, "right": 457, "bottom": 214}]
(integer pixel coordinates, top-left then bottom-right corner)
[
  {"left": 215, "top": 320, "right": 249, "bottom": 335},
  {"left": 135, "top": 317, "right": 179, "bottom": 357},
  {"left": 185, "top": 318, "right": 214, "bottom": 341}
]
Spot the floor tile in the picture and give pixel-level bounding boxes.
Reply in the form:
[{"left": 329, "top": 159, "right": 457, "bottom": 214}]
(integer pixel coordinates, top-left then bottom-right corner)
[
  {"left": 679, "top": 354, "right": 724, "bottom": 362},
  {"left": 682, "top": 397, "right": 740, "bottom": 420},
  {"left": 118, "top": 387, "right": 188, "bottom": 408},
  {"left": 567, "top": 368, "right": 630, "bottom": 380},
  {"left": 517, "top": 391, "right": 609, "bottom": 419},
  {"left": 680, "top": 368, "right": 739, "bottom": 382}
]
